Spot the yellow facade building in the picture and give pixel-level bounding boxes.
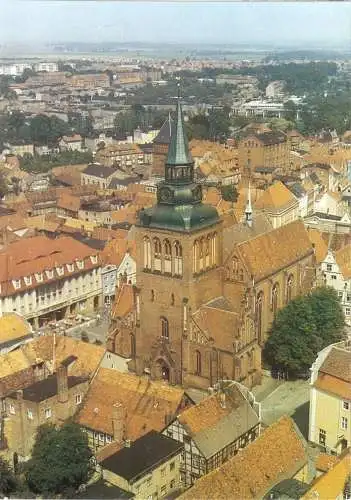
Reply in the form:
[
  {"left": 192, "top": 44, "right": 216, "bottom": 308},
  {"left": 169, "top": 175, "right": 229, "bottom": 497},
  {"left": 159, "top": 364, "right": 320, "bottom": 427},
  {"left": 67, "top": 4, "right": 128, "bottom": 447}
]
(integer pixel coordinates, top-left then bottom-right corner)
[{"left": 309, "top": 341, "right": 350, "bottom": 454}]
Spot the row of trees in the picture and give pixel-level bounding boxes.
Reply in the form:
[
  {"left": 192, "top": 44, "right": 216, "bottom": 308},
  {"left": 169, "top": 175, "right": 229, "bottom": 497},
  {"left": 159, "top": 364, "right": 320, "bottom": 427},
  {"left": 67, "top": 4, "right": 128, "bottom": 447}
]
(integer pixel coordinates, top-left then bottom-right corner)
[
  {"left": 0, "top": 423, "right": 93, "bottom": 497},
  {"left": 264, "top": 287, "right": 345, "bottom": 376},
  {"left": 19, "top": 150, "right": 93, "bottom": 174}
]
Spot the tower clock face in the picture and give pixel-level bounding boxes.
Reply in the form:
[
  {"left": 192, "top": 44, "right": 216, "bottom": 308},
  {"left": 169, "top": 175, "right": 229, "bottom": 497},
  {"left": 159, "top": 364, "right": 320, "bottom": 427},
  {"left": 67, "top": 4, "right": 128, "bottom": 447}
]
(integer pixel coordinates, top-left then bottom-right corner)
[
  {"left": 192, "top": 185, "right": 202, "bottom": 201},
  {"left": 159, "top": 187, "right": 172, "bottom": 202}
]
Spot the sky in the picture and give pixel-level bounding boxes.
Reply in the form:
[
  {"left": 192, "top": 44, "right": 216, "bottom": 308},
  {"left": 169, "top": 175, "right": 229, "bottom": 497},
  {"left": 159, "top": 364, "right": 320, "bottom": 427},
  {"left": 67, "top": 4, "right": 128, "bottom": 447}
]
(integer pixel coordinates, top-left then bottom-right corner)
[{"left": 0, "top": 1, "right": 350, "bottom": 47}]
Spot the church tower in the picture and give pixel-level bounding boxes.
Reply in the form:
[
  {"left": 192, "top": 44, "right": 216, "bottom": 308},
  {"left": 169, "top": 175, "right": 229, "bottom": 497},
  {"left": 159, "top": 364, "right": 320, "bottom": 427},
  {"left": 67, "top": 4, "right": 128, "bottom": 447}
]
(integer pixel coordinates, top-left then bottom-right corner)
[{"left": 133, "top": 89, "right": 223, "bottom": 385}]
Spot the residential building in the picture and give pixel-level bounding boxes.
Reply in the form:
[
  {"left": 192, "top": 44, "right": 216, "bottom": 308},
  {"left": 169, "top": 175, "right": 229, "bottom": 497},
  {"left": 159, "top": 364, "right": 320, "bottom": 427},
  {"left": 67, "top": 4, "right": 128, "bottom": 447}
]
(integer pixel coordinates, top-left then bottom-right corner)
[
  {"left": 179, "top": 416, "right": 309, "bottom": 499},
  {"left": 309, "top": 341, "right": 350, "bottom": 454},
  {"left": 3, "top": 357, "right": 89, "bottom": 459},
  {"left": 59, "top": 134, "right": 83, "bottom": 152},
  {"left": 314, "top": 190, "right": 344, "bottom": 217},
  {"left": 254, "top": 180, "right": 300, "bottom": 228},
  {"left": 0, "top": 313, "right": 33, "bottom": 354},
  {"left": 81, "top": 163, "right": 117, "bottom": 190},
  {"left": 68, "top": 73, "right": 110, "bottom": 89},
  {"left": 101, "top": 239, "right": 136, "bottom": 304},
  {"left": 238, "top": 132, "right": 290, "bottom": 180},
  {"left": 163, "top": 381, "right": 260, "bottom": 487},
  {"left": 100, "top": 431, "right": 183, "bottom": 499},
  {"left": 0, "top": 236, "right": 102, "bottom": 328},
  {"left": 319, "top": 244, "right": 351, "bottom": 324},
  {"left": 96, "top": 143, "right": 144, "bottom": 169},
  {"left": 265, "top": 80, "right": 286, "bottom": 100},
  {"left": 5, "top": 142, "right": 34, "bottom": 157},
  {"left": 33, "top": 62, "right": 58, "bottom": 73},
  {"left": 76, "top": 368, "right": 193, "bottom": 451},
  {"left": 302, "top": 451, "right": 351, "bottom": 500}
]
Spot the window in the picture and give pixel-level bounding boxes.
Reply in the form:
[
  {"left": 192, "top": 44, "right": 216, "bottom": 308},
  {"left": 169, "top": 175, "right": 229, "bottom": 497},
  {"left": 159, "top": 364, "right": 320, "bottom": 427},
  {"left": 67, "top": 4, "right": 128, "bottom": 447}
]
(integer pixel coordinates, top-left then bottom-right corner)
[
  {"left": 170, "top": 480, "right": 175, "bottom": 490},
  {"left": 143, "top": 237, "right": 151, "bottom": 270},
  {"left": 106, "top": 435, "right": 112, "bottom": 443},
  {"left": 194, "top": 350, "right": 201, "bottom": 375},
  {"left": 35, "top": 273, "right": 43, "bottom": 282},
  {"left": 170, "top": 461, "right": 175, "bottom": 471},
  {"left": 256, "top": 292, "right": 264, "bottom": 342},
  {"left": 27, "top": 409, "right": 33, "bottom": 420},
  {"left": 326, "top": 264, "right": 332, "bottom": 271},
  {"left": 24, "top": 276, "right": 32, "bottom": 286},
  {"left": 9, "top": 404, "right": 15, "bottom": 415},
  {"left": 46, "top": 270, "right": 54, "bottom": 279},
  {"left": 56, "top": 266, "right": 64, "bottom": 276},
  {"left": 161, "top": 317, "right": 169, "bottom": 340},
  {"left": 167, "top": 430, "right": 173, "bottom": 438},
  {"left": 332, "top": 275, "right": 337, "bottom": 280},
  {"left": 341, "top": 417, "right": 348, "bottom": 430},
  {"left": 77, "top": 260, "right": 84, "bottom": 270},
  {"left": 319, "top": 428, "right": 326, "bottom": 446},
  {"left": 346, "top": 308, "right": 351, "bottom": 316},
  {"left": 286, "top": 274, "right": 294, "bottom": 303},
  {"left": 161, "top": 467, "right": 166, "bottom": 478},
  {"left": 151, "top": 290, "right": 155, "bottom": 302},
  {"left": 12, "top": 279, "right": 21, "bottom": 290},
  {"left": 271, "top": 283, "right": 279, "bottom": 315},
  {"left": 75, "top": 394, "right": 82, "bottom": 405},
  {"left": 67, "top": 263, "right": 74, "bottom": 273},
  {"left": 90, "top": 255, "right": 98, "bottom": 264},
  {"left": 171, "top": 293, "right": 175, "bottom": 306},
  {"left": 164, "top": 239, "right": 172, "bottom": 273},
  {"left": 45, "top": 408, "right": 52, "bottom": 419},
  {"left": 343, "top": 401, "right": 349, "bottom": 410},
  {"left": 174, "top": 241, "right": 183, "bottom": 276}
]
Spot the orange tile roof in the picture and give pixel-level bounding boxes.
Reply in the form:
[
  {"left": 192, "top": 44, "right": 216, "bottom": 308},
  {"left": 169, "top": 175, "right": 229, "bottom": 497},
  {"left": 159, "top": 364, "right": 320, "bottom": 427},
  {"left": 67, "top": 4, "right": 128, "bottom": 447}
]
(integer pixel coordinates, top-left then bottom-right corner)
[
  {"left": 178, "top": 384, "right": 246, "bottom": 435},
  {"left": 57, "top": 192, "right": 80, "bottom": 213},
  {"left": 0, "top": 235, "right": 100, "bottom": 296},
  {"left": 0, "top": 314, "right": 32, "bottom": 344},
  {"left": 22, "top": 335, "right": 105, "bottom": 379},
  {"left": 315, "top": 452, "right": 339, "bottom": 472},
  {"left": 306, "top": 228, "right": 328, "bottom": 264},
  {"left": 101, "top": 237, "right": 128, "bottom": 267},
  {"left": 237, "top": 220, "right": 313, "bottom": 282},
  {"left": 335, "top": 244, "right": 351, "bottom": 279},
  {"left": 255, "top": 181, "right": 296, "bottom": 211},
  {"left": 111, "top": 206, "right": 138, "bottom": 224},
  {"left": 180, "top": 416, "right": 307, "bottom": 500},
  {"left": 111, "top": 284, "right": 134, "bottom": 319},
  {"left": 319, "top": 346, "right": 351, "bottom": 383},
  {"left": 192, "top": 304, "right": 239, "bottom": 353},
  {"left": 302, "top": 453, "right": 350, "bottom": 499},
  {"left": 76, "top": 368, "right": 187, "bottom": 439},
  {"left": 314, "top": 373, "right": 350, "bottom": 400}
]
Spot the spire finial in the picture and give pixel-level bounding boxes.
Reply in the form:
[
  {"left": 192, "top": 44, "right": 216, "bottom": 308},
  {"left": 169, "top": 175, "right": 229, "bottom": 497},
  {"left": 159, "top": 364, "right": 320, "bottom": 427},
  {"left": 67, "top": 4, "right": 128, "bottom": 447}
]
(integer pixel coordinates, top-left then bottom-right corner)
[{"left": 245, "top": 180, "right": 253, "bottom": 227}]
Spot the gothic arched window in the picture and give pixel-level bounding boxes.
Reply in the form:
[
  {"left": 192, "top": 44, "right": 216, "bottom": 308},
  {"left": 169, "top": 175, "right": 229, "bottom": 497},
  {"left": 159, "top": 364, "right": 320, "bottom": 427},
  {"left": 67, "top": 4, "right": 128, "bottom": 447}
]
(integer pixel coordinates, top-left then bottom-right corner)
[
  {"left": 199, "top": 238, "right": 204, "bottom": 271},
  {"left": 287, "top": 274, "right": 294, "bottom": 303},
  {"left": 193, "top": 241, "right": 199, "bottom": 274},
  {"left": 160, "top": 317, "right": 169, "bottom": 340},
  {"left": 212, "top": 233, "right": 218, "bottom": 265},
  {"left": 256, "top": 292, "right": 264, "bottom": 343},
  {"left": 143, "top": 237, "right": 151, "bottom": 270},
  {"left": 153, "top": 238, "right": 162, "bottom": 271},
  {"left": 164, "top": 239, "right": 172, "bottom": 273},
  {"left": 195, "top": 350, "right": 202, "bottom": 375},
  {"left": 272, "top": 283, "right": 279, "bottom": 316},
  {"left": 174, "top": 241, "right": 183, "bottom": 276},
  {"left": 205, "top": 236, "right": 210, "bottom": 268}
]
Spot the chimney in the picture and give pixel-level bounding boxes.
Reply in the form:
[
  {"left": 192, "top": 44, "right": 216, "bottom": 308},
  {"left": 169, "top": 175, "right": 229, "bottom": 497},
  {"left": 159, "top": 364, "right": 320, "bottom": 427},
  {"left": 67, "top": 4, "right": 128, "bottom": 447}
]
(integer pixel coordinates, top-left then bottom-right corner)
[
  {"left": 57, "top": 364, "right": 68, "bottom": 403},
  {"left": 112, "top": 401, "right": 126, "bottom": 443}
]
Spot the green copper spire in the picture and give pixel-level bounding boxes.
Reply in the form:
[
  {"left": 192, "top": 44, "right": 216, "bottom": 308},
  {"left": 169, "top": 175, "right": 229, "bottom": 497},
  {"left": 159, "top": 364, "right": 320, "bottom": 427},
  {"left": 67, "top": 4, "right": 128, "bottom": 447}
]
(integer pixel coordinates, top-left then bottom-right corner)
[{"left": 166, "top": 84, "right": 193, "bottom": 167}]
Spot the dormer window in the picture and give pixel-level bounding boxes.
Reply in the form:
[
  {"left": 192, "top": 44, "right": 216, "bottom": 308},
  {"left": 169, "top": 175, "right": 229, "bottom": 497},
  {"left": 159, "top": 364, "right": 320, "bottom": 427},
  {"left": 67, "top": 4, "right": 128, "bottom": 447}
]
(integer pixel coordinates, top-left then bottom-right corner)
[
  {"left": 24, "top": 276, "right": 32, "bottom": 286},
  {"left": 67, "top": 263, "right": 74, "bottom": 273},
  {"left": 45, "top": 269, "right": 54, "bottom": 280},
  {"left": 77, "top": 260, "right": 84, "bottom": 270},
  {"left": 56, "top": 266, "right": 65, "bottom": 276},
  {"left": 35, "top": 273, "right": 43, "bottom": 283},
  {"left": 90, "top": 255, "right": 98, "bottom": 265},
  {"left": 12, "top": 279, "right": 21, "bottom": 290}
]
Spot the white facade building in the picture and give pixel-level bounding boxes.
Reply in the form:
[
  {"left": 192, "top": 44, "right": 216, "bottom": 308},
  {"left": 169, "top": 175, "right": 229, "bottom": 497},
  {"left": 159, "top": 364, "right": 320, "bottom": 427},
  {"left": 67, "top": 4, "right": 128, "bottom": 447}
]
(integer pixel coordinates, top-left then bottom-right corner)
[{"left": 320, "top": 246, "right": 351, "bottom": 325}]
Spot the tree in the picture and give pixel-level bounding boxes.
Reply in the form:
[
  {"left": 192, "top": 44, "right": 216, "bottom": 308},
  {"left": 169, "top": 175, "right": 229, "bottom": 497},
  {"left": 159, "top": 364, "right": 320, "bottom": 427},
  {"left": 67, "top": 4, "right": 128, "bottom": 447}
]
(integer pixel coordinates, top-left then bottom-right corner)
[
  {"left": 263, "top": 287, "right": 345, "bottom": 376},
  {"left": 308, "top": 287, "right": 345, "bottom": 345},
  {"left": 0, "top": 168, "right": 8, "bottom": 199},
  {"left": 25, "top": 422, "right": 93, "bottom": 495},
  {"left": 0, "top": 457, "right": 17, "bottom": 496},
  {"left": 220, "top": 184, "right": 238, "bottom": 203}
]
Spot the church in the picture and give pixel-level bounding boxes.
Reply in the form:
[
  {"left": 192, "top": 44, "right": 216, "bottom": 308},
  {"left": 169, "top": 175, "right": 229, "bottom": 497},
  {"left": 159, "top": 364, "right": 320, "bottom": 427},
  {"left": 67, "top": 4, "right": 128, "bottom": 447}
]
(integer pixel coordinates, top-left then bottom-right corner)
[{"left": 109, "top": 93, "right": 316, "bottom": 390}]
